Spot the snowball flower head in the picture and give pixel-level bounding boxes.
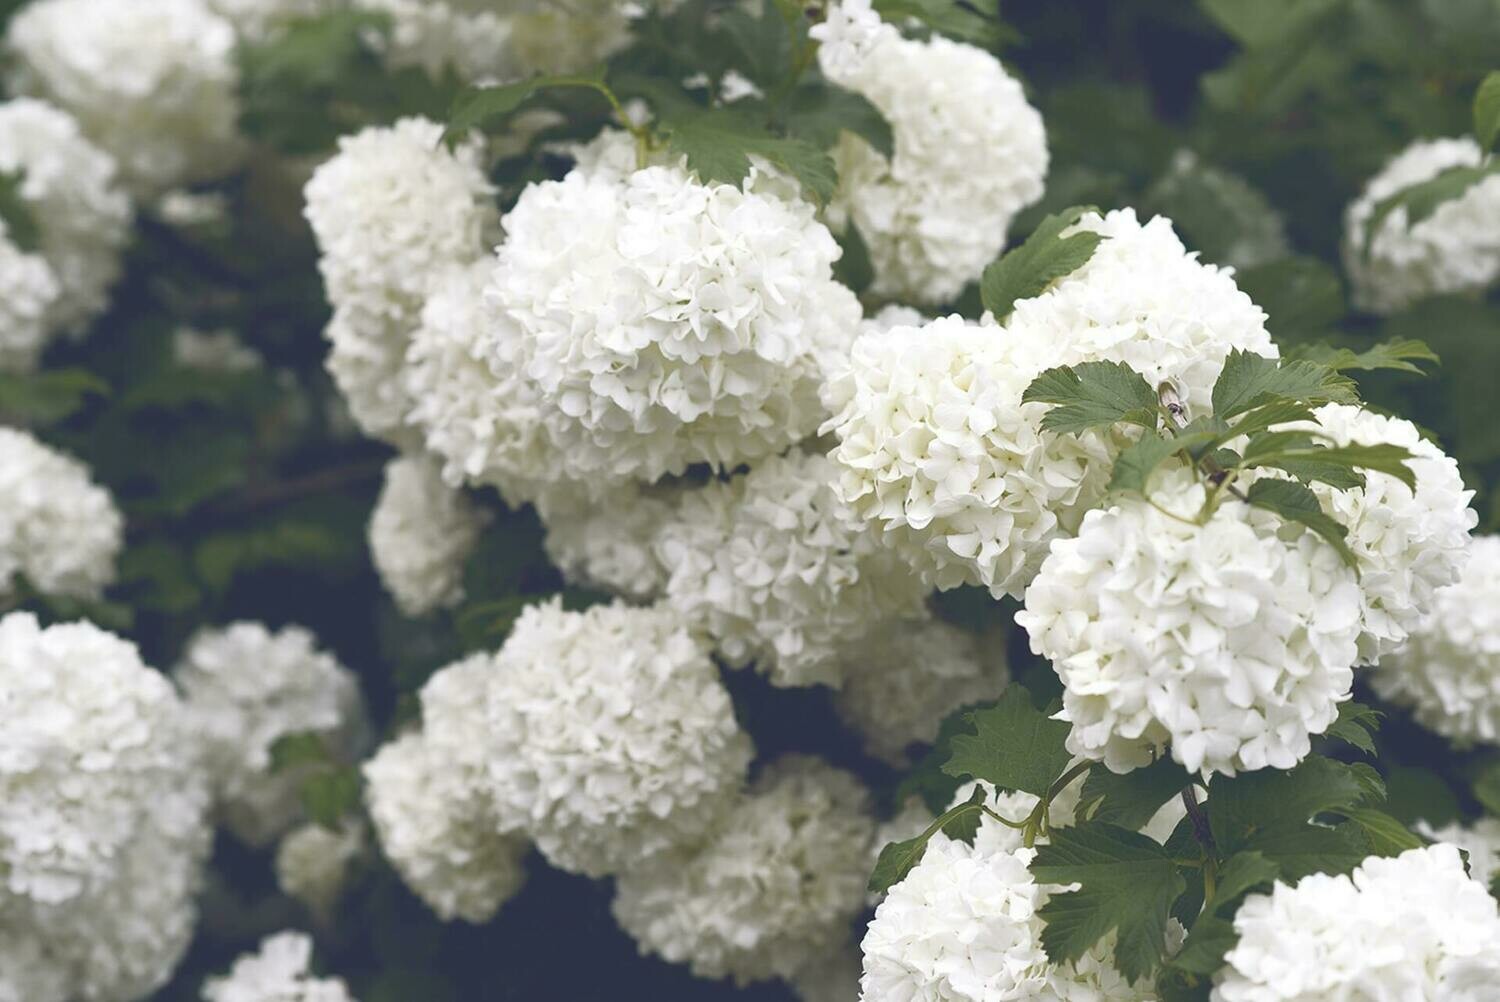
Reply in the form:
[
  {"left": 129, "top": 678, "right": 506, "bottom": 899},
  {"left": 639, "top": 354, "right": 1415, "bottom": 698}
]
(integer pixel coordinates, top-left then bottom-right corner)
[
  {"left": 488, "top": 154, "right": 861, "bottom": 482},
  {"left": 5, "top": 0, "right": 242, "bottom": 196},
  {"left": 0, "top": 222, "right": 60, "bottom": 371},
  {"left": 0, "top": 98, "right": 131, "bottom": 340},
  {"left": 612, "top": 756, "right": 876, "bottom": 985},
  {"left": 208, "top": 0, "right": 335, "bottom": 41},
  {"left": 817, "top": 6, "right": 1046, "bottom": 303},
  {"left": 483, "top": 599, "right": 753, "bottom": 876},
  {"left": 0, "top": 427, "right": 122, "bottom": 601},
  {"left": 822, "top": 313, "right": 1115, "bottom": 599},
  {"left": 176, "top": 622, "right": 367, "bottom": 846},
  {"left": 203, "top": 931, "right": 356, "bottom": 1002},
  {"left": 369, "top": 453, "right": 485, "bottom": 616},
  {"left": 1215, "top": 844, "right": 1500, "bottom": 1001},
  {"left": 1017, "top": 469, "right": 1363, "bottom": 776},
  {"left": 275, "top": 821, "right": 367, "bottom": 919},
  {"left": 537, "top": 482, "right": 676, "bottom": 603},
  {"left": 655, "top": 447, "right": 931, "bottom": 687},
  {"left": 353, "top": 0, "right": 515, "bottom": 80},
  {"left": 1417, "top": 818, "right": 1500, "bottom": 889},
  {"left": 1373, "top": 534, "right": 1500, "bottom": 746},
  {"left": 1344, "top": 137, "right": 1500, "bottom": 315}
]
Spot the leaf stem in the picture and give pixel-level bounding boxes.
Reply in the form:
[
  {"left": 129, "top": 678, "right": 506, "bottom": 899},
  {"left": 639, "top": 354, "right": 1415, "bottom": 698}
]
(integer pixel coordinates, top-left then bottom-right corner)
[{"left": 1181, "top": 784, "right": 1219, "bottom": 903}]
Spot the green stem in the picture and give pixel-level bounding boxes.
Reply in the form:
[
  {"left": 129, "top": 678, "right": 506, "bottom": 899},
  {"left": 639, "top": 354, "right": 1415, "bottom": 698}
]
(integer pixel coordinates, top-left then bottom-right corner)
[{"left": 1181, "top": 785, "right": 1219, "bottom": 905}]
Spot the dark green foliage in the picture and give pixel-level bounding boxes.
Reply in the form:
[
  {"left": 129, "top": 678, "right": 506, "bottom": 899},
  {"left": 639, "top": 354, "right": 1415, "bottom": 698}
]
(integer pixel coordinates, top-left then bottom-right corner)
[
  {"left": 981, "top": 205, "right": 1107, "bottom": 321},
  {"left": 941, "top": 687, "right": 1073, "bottom": 799}
]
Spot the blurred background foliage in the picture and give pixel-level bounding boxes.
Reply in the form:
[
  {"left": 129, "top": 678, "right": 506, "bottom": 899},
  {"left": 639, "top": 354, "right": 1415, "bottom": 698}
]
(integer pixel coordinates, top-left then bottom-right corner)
[{"left": 2, "top": 0, "right": 1499, "bottom": 998}]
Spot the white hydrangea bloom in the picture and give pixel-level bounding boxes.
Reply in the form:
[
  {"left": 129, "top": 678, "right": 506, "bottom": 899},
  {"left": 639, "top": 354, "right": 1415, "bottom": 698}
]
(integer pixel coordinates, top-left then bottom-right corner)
[
  {"left": 323, "top": 303, "right": 421, "bottom": 448},
  {"left": 835, "top": 619, "right": 1008, "bottom": 764},
  {"left": 536, "top": 482, "right": 675, "bottom": 602},
  {"left": 0, "top": 427, "right": 123, "bottom": 601},
  {"left": 369, "top": 453, "right": 485, "bottom": 616},
  {"left": 483, "top": 598, "right": 752, "bottom": 876},
  {"left": 352, "top": 0, "right": 515, "bottom": 80},
  {"left": 208, "top": 0, "right": 334, "bottom": 40},
  {"left": 817, "top": 6, "right": 1046, "bottom": 303},
  {"left": 0, "top": 223, "right": 60, "bottom": 371},
  {"left": 655, "top": 447, "right": 931, "bottom": 688},
  {"left": 0, "top": 927, "right": 69, "bottom": 1002},
  {"left": 275, "top": 821, "right": 367, "bottom": 918},
  {"left": 613, "top": 756, "right": 876, "bottom": 985},
  {"left": 1373, "top": 535, "right": 1500, "bottom": 746},
  {"left": 0, "top": 98, "right": 131, "bottom": 339},
  {"left": 1215, "top": 844, "right": 1500, "bottom": 1001},
  {"left": 1344, "top": 137, "right": 1500, "bottom": 315},
  {"left": 5, "top": 0, "right": 243, "bottom": 196},
  {"left": 1017, "top": 469, "right": 1363, "bottom": 776},
  {"left": 489, "top": 155, "right": 862, "bottom": 482},
  {"left": 176, "top": 622, "right": 368, "bottom": 846},
  {"left": 502, "top": 0, "right": 643, "bottom": 77},
  {"left": 1417, "top": 818, "right": 1500, "bottom": 889},
  {"left": 791, "top": 942, "right": 864, "bottom": 1002},
  {"left": 203, "top": 931, "right": 356, "bottom": 1002},
  {"left": 822, "top": 314, "right": 1115, "bottom": 599},
  {"left": 1287, "top": 403, "right": 1476, "bottom": 663}
]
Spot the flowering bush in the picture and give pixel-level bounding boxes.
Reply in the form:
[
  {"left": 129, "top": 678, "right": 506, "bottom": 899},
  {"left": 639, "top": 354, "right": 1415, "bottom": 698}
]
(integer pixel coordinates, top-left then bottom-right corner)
[{"left": 2, "top": 1, "right": 1500, "bottom": 1000}]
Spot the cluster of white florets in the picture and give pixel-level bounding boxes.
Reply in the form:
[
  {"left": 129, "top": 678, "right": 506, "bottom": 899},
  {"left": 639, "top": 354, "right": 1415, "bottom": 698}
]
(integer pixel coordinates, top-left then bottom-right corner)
[
  {"left": 1017, "top": 469, "right": 1363, "bottom": 776},
  {"left": 0, "top": 229, "right": 60, "bottom": 371},
  {"left": 0, "top": 612, "right": 211, "bottom": 1002},
  {"left": 1417, "top": 817, "right": 1500, "bottom": 889},
  {"left": 536, "top": 483, "right": 676, "bottom": 602},
  {"left": 489, "top": 154, "right": 861, "bottom": 483},
  {"left": 275, "top": 820, "right": 367, "bottom": 919},
  {"left": 0, "top": 427, "right": 123, "bottom": 602},
  {"left": 612, "top": 756, "right": 876, "bottom": 985},
  {"left": 369, "top": 453, "right": 485, "bottom": 616},
  {"left": 1373, "top": 534, "right": 1500, "bottom": 746},
  {"left": 207, "top": 0, "right": 333, "bottom": 41},
  {"left": 655, "top": 447, "right": 931, "bottom": 688},
  {"left": 5, "top": 0, "right": 242, "bottom": 197},
  {"left": 1344, "top": 137, "right": 1500, "bottom": 315},
  {"left": 1216, "top": 844, "right": 1500, "bottom": 1000},
  {"left": 203, "top": 931, "right": 356, "bottom": 1002},
  {"left": 0, "top": 98, "right": 130, "bottom": 357},
  {"left": 815, "top": 2, "right": 1047, "bottom": 303},
  {"left": 304, "top": 117, "right": 498, "bottom": 444},
  {"left": 175, "top": 621, "right": 368, "bottom": 846}
]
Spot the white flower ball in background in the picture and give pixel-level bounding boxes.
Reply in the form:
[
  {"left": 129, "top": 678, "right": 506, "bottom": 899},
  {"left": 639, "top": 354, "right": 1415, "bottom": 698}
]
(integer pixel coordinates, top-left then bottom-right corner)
[
  {"left": 815, "top": 2, "right": 1047, "bottom": 304},
  {"left": 354, "top": 0, "right": 516, "bottom": 81},
  {"left": 0, "top": 221, "right": 60, "bottom": 372},
  {"left": 1287, "top": 403, "right": 1476, "bottom": 663},
  {"left": 369, "top": 453, "right": 485, "bottom": 616},
  {"left": 655, "top": 446, "right": 931, "bottom": 688},
  {"left": 1142, "top": 150, "right": 1290, "bottom": 270},
  {"left": 208, "top": 0, "right": 334, "bottom": 41},
  {"left": 172, "top": 327, "right": 266, "bottom": 373},
  {"left": 175, "top": 622, "right": 368, "bottom": 846},
  {"left": 822, "top": 313, "right": 1114, "bottom": 599},
  {"left": 834, "top": 618, "right": 1009, "bottom": 765},
  {"left": 1017, "top": 468, "right": 1363, "bottom": 776},
  {"left": 537, "top": 482, "right": 676, "bottom": 603},
  {"left": 275, "top": 821, "right": 367, "bottom": 919},
  {"left": 1344, "top": 137, "right": 1500, "bottom": 315},
  {"left": 612, "top": 756, "right": 876, "bottom": 985},
  {"left": 790, "top": 943, "right": 864, "bottom": 1002},
  {"left": 484, "top": 598, "right": 753, "bottom": 876},
  {"left": 0, "top": 427, "right": 123, "bottom": 601},
  {"left": 1215, "top": 845, "right": 1500, "bottom": 1000},
  {"left": 1417, "top": 818, "right": 1500, "bottom": 889},
  {"left": 1373, "top": 534, "right": 1500, "bottom": 746},
  {"left": 488, "top": 153, "right": 862, "bottom": 483},
  {"left": 0, "top": 927, "right": 69, "bottom": 1002},
  {"left": 5, "top": 0, "right": 243, "bottom": 197},
  {"left": 0, "top": 98, "right": 131, "bottom": 340},
  {"left": 202, "top": 931, "right": 356, "bottom": 1002}
]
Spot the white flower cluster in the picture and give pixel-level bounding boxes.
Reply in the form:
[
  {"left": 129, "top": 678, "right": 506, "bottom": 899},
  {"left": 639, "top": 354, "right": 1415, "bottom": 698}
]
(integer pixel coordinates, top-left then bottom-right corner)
[
  {"left": 834, "top": 618, "right": 1009, "bottom": 765},
  {"left": 0, "top": 218, "right": 58, "bottom": 372},
  {"left": 0, "top": 612, "right": 211, "bottom": 1002},
  {"left": 816, "top": 1, "right": 1047, "bottom": 303},
  {"left": 304, "top": 118, "right": 498, "bottom": 444},
  {"left": 537, "top": 483, "right": 676, "bottom": 603},
  {"left": 0, "top": 98, "right": 130, "bottom": 364},
  {"left": 275, "top": 821, "right": 367, "bottom": 919},
  {"left": 1373, "top": 534, "right": 1500, "bottom": 746},
  {"left": 655, "top": 447, "right": 931, "bottom": 688},
  {"left": 1418, "top": 818, "right": 1500, "bottom": 889},
  {"left": 1344, "top": 136, "right": 1500, "bottom": 315},
  {"left": 207, "top": 0, "right": 334, "bottom": 41},
  {"left": 203, "top": 931, "right": 356, "bottom": 1002},
  {"left": 1017, "top": 469, "right": 1363, "bottom": 776},
  {"left": 369, "top": 453, "right": 485, "bottom": 616},
  {"left": 5, "top": 0, "right": 242, "bottom": 197},
  {"left": 1215, "top": 844, "right": 1500, "bottom": 1000},
  {"left": 488, "top": 153, "right": 861, "bottom": 483},
  {"left": 176, "top": 622, "right": 368, "bottom": 846},
  {"left": 613, "top": 756, "right": 876, "bottom": 985},
  {"left": 0, "top": 427, "right": 123, "bottom": 602}
]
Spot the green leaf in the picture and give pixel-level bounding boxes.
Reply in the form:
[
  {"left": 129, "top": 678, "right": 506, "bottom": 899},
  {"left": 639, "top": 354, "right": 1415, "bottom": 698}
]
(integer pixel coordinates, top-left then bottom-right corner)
[
  {"left": 1364, "top": 161, "right": 1500, "bottom": 257},
  {"left": 1210, "top": 852, "right": 1280, "bottom": 912},
  {"left": 1477, "top": 71, "right": 1500, "bottom": 151},
  {"left": 1080, "top": 758, "right": 1193, "bottom": 831},
  {"left": 981, "top": 205, "right": 1106, "bottom": 321},
  {"left": 0, "top": 170, "right": 41, "bottom": 253},
  {"left": 1244, "top": 479, "right": 1357, "bottom": 568},
  {"left": 871, "top": 0, "right": 1018, "bottom": 48},
  {"left": 0, "top": 369, "right": 110, "bottom": 424},
  {"left": 1169, "top": 914, "right": 1238, "bottom": 977},
  {"left": 443, "top": 71, "right": 610, "bottom": 146},
  {"left": 659, "top": 107, "right": 837, "bottom": 205},
  {"left": 1207, "top": 756, "right": 1369, "bottom": 854},
  {"left": 1249, "top": 441, "right": 1418, "bottom": 493},
  {"left": 301, "top": 767, "right": 362, "bottom": 830},
  {"left": 1030, "top": 823, "right": 1187, "bottom": 983},
  {"left": 455, "top": 595, "right": 530, "bottom": 650},
  {"left": 1227, "top": 400, "right": 1317, "bottom": 441},
  {"left": 781, "top": 82, "right": 894, "bottom": 159},
  {"left": 868, "top": 793, "right": 990, "bottom": 893},
  {"left": 1336, "top": 806, "right": 1424, "bottom": 856},
  {"left": 1290, "top": 338, "right": 1440, "bottom": 376},
  {"left": 116, "top": 542, "right": 202, "bottom": 615},
  {"left": 1023, "top": 361, "right": 1159, "bottom": 436},
  {"left": 1210, "top": 350, "right": 1356, "bottom": 420},
  {"left": 941, "top": 687, "right": 1074, "bottom": 799},
  {"left": 1239, "top": 821, "right": 1369, "bottom": 881},
  {"left": 941, "top": 785, "right": 986, "bottom": 845},
  {"left": 833, "top": 222, "right": 874, "bottom": 294},
  {"left": 269, "top": 733, "right": 330, "bottom": 773},
  {"left": 1474, "top": 763, "right": 1500, "bottom": 817},
  {"left": 1323, "top": 701, "right": 1382, "bottom": 756},
  {"left": 1108, "top": 428, "right": 1221, "bottom": 495}
]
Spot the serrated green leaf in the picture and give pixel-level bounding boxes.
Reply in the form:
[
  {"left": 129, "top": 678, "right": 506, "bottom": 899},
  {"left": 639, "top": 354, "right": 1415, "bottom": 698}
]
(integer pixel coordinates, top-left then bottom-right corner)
[
  {"left": 1207, "top": 756, "right": 1369, "bottom": 854},
  {"left": 1023, "top": 361, "right": 1159, "bottom": 436},
  {"left": 941, "top": 688, "right": 1074, "bottom": 798},
  {"left": 781, "top": 82, "right": 893, "bottom": 159},
  {"left": 1251, "top": 441, "right": 1417, "bottom": 492},
  {"left": 1170, "top": 914, "right": 1238, "bottom": 976},
  {"left": 1211, "top": 350, "right": 1356, "bottom": 420},
  {"left": 1364, "top": 161, "right": 1500, "bottom": 257},
  {"left": 1225, "top": 400, "right": 1317, "bottom": 441},
  {"left": 1335, "top": 806, "right": 1424, "bottom": 856},
  {"left": 942, "top": 785, "right": 986, "bottom": 845},
  {"left": 659, "top": 107, "right": 836, "bottom": 204},
  {"left": 1291, "top": 338, "right": 1440, "bottom": 375},
  {"left": 1108, "top": 428, "right": 1221, "bottom": 495},
  {"left": 872, "top": 0, "right": 1018, "bottom": 48},
  {"left": 1240, "top": 821, "right": 1368, "bottom": 881},
  {"left": 0, "top": 170, "right": 41, "bottom": 253},
  {"left": 1080, "top": 758, "right": 1193, "bottom": 831},
  {"left": 981, "top": 205, "right": 1106, "bottom": 321},
  {"left": 1324, "top": 701, "right": 1382, "bottom": 756},
  {"left": 1244, "top": 479, "right": 1357, "bottom": 568},
  {"left": 443, "top": 71, "right": 609, "bottom": 146},
  {"left": 1210, "top": 852, "right": 1280, "bottom": 912},
  {"left": 270, "top": 732, "right": 330, "bottom": 773},
  {"left": 1031, "top": 823, "right": 1187, "bottom": 983},
  {"left": 0, "top": 369, "right": 110, "bottom": 424},
  {"left": 1477, "top": 71, "right": 1500, "bottom": 151},
  {"left": 868, "top": 794, "right": 989, "bottom": 893}
]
